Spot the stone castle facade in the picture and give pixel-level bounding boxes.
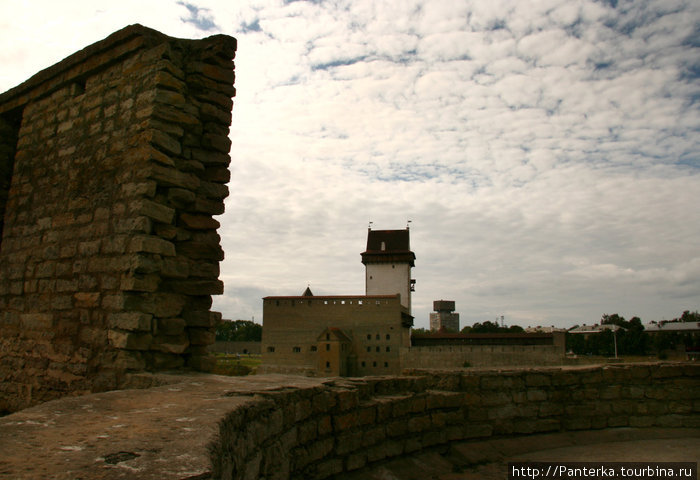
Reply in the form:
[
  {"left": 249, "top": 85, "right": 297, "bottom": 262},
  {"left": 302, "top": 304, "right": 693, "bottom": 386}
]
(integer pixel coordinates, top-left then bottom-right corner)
[{"left": 261, "top": 228, "right": 416, "bottom": 376}]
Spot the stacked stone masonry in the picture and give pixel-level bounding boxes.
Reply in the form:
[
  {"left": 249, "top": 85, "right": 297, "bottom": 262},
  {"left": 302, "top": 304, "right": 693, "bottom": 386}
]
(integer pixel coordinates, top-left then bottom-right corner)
[
  {"left": 0, "top": 25, "right": 236, "bottom": 412},
  {"left": 210, "top": 363, "right": 700, "bottom": 480}
]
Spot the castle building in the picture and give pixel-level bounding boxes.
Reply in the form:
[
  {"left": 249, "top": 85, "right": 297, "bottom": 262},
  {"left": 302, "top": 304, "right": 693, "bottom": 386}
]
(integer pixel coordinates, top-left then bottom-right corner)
[
  {"left": 429, "top": 300, "right": 460, "bottom": 332},
  {"left": 260, "top": 227, "right": 415, "bottom": 376},
  {"left": 361, "top": 228, "right": 416, "bottom": 312}
]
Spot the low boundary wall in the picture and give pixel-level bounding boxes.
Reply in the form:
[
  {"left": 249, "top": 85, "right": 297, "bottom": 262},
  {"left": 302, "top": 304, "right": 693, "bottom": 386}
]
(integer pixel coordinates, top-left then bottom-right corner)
[
  {"left": 402, "top": 344, "right": 564, "bottom": 368},
  {"left": 210, "top": 363, "right": 699, "bottom": 479}
]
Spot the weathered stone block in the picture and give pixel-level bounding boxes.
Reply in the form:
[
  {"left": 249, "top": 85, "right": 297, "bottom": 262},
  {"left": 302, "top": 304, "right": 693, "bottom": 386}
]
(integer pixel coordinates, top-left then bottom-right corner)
[
  {"left": 127, "top": 235, "right": 176, "bottom": 256},
  {"left": 108, "top": 330, "right": 152, "bottom": 350},
  {"left": 108, "top": 312, "right": 153, "bottom": 332},
  {"left": 188, "top": 328, "right": 215, "bottom": 346},
  {"left": 20, "top": 313, "right": 54, "bottom": 330}
]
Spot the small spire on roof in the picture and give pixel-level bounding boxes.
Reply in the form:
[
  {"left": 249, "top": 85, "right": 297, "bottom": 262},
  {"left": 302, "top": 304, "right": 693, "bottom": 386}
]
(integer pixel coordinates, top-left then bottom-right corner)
[{"left": 302, "top": 285, "right": 314, "bottom": 297}]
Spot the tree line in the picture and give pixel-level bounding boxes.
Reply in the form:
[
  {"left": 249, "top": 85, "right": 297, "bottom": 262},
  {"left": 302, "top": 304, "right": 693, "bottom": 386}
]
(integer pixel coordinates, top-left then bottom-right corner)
[
  {"left": 215, "top": 320, "right": 262, "bottom": 342},
  {"left": 566, "top": 311, "right": 699, "bottom": 357}
]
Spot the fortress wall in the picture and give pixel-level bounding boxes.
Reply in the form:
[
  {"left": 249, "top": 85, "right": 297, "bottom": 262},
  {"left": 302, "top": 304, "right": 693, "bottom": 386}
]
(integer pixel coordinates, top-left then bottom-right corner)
[
  {"left": 402, "top": 344, "right": 565, "bottom": 369},
  {"left": 210, "top": 363, "right": 699, "bottom": 479},
  {"left": 0, "top": 25, "right": 236, "bottom": 412}
]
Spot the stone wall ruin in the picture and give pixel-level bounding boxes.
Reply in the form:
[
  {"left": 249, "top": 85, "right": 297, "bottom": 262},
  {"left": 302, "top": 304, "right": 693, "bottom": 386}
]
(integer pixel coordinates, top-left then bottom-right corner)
[{"left": 0, "top": 25, "right": 237, "bottom": 412}]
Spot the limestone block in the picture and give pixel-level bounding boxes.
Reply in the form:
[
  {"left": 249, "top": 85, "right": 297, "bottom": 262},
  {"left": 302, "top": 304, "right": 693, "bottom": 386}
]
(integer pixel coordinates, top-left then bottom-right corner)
[
  {"left": 150, "top": 352, "right": 185, "bottom": 369},
  {"left": 180, "top": 213, "right": 220, "bottom": 230},
  {"left": 188, "top": 327, "right": 215, "bottom": 346},
  {"left": 148, "top": 163, "right": 199, "bottom": 190},
  {"left": 152, "top": 333, "right": 189, "bottom": 354},
  {"left": 132, "top": 292, "right": 186, "bottom": 317},
  {"left": 131, "top": 198, "right": 175, "bottom": 225},
  {"left": 73, "top": 292, "right": 100, "bottom": 308},
  {"left": 120, "top": 273, "right": 160, "bottom": 292},
  {"left": 108, "top": 312, "right": 153, "bottom": 332},
  {"left": 20, "top": 313, "right": 54, "bottom": 330},
  {"left": 156, "top": 317, "right": 186, "bottom": 335},
  {"left": 161, "top": 258, "right": 189, "bottom": 279},
  {"left": 127, "top": 235, "right": 176, "bottom": 256},
  {"left": 167, "top": 188, "right": 196, "bottom": 207},
  {"left": 108, "top": 330, "right": 152, "bottom": 350}
]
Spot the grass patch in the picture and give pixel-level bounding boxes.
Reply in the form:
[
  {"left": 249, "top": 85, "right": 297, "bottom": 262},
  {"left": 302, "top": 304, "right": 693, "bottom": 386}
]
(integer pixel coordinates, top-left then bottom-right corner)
[{"left": 212, "top": 354, "right": 261, "bottom": 376}]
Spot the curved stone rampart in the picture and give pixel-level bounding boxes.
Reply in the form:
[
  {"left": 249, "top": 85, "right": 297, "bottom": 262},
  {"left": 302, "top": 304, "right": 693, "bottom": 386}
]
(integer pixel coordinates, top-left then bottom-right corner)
[
  {"left": 210, "top": 363, "right": 699, "bottom": 479},
  {"left": 0, "top": 363, "right": 697, "bottom": 479}
]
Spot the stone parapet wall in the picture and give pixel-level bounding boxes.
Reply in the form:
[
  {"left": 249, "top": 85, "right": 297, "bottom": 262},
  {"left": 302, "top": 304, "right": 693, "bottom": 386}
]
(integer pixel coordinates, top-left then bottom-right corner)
[
  {"left": 0, "top": 25, "right": 236, "bottom": 412},
  {"left": 210, "top": 363, "right": 699, "bottom": 479}
]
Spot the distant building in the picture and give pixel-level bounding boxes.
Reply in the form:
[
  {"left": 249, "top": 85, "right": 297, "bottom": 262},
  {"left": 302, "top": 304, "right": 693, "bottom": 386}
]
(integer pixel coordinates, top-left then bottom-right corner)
[
  {"left": 643, "top": 321, "right": 700, "bottom": 334},
  {"left": 429, "top": 300, "right": 460, "bottom": 332},
  {"left": 361, "top": 228, "right": 416, "bottom": 311},
  {"left": 525, "top": 326, "right": 568, "bottom": 334},
  {"left": 261, "top": 227, "right": 415, "bottom": 376},
  {"left": 261, "top": 226, "right": 567, "bottom": 376},
  {"left": 567, "top": 323, "right": 621, "bottom": 338}
]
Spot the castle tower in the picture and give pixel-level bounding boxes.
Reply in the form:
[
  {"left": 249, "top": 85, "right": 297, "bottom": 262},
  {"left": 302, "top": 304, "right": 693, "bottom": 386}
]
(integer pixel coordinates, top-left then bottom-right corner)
[{"left": 361, "top": 228, "right": 416, "bottom": 313}]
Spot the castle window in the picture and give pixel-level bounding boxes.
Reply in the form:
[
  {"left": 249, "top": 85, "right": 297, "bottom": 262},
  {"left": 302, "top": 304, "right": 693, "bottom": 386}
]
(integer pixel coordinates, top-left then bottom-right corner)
[
  {"left": 361, "top": 361, "right": 366, "bottom": 367},
  {"left": 326, "top": 361, "right": 330, "bottom": 368},
  {"left": 267, "top": 346, "right": 275, "bottom": 352},
  {"left": 326, "top": 333, "right": 330, "bottom": 340},
  {"left": 386, "top": 346, "right": 391, "bottom": 352},
  {"left": 376, "top": 334, "right": 380, "bottom": 340},
  {"left": 275, "top": 300, "right": 280, "bottom": 306},
  {"left": 384, "top": 362, "right": 388, "bottom": 368},
  {"left": 326, "top": 344, "right": 330, "bottom": 351},
  {"left": 310, "top": 346, "right": 317, "bottom": 352},
  {"left": 292, "top": 346, "right": 301, "bottom": 353},
  {"left": 375, "top": 346, "right": 380, "bottom": 353},
  {"left": 366, "top": 347, "right": 371, "bottom": 352},
  {"left": 358, "top": 300, "right": 363, "bottom": 305},
  {"left": 381, "top": 241, "right": 386, "bottom": 251},
  {"left": 367, "top": 334, "right": 371, "bottom": 340},
  {"left": 386, "top": 334, "right": 391, "bottom": 340},
  {"left": 373, "top": 361, "right": 377, "bottom": 367}
]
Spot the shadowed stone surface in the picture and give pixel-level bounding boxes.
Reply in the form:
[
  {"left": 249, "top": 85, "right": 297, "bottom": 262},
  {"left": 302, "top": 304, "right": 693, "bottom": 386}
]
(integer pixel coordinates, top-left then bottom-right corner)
[{"left": 0, "top": 364, "right": 698, "bottom": 479}]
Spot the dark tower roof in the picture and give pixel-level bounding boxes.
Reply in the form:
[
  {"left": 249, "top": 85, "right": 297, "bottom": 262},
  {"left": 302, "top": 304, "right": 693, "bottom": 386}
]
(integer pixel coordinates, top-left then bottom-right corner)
[{"left": 361, "top": 228, "right": 415, "bottom": 266}]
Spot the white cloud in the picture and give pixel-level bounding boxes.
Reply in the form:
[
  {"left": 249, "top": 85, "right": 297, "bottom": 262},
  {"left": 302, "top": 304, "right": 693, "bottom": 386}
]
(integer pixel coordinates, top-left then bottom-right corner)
[{"left": 2, "top": 0, "right": 698, "bottom": 329}]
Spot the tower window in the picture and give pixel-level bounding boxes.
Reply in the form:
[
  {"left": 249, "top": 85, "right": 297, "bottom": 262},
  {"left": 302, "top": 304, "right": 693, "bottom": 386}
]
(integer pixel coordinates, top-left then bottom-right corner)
[{"left": 292, "top": 346, "right": 301, "bottom": 353}]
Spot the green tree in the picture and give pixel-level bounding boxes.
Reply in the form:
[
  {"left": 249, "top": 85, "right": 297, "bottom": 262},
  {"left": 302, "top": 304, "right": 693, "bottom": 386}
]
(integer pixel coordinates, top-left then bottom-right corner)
[{"left": 216, "top": 320, "right": 262, "bottom": 342}]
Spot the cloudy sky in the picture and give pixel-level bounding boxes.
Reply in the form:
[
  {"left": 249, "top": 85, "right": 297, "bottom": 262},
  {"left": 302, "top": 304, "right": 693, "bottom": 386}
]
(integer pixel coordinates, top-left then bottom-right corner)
[{"left": 2, "top": 0, "right": 698, "bottom": 329}]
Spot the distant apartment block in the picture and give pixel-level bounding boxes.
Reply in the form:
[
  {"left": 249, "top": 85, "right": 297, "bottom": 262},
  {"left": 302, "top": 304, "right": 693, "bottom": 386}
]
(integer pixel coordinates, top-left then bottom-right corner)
[{"left": 429, "top": 300, "right": 460, "bottom": 332}]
